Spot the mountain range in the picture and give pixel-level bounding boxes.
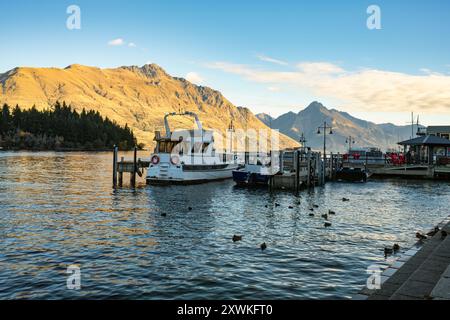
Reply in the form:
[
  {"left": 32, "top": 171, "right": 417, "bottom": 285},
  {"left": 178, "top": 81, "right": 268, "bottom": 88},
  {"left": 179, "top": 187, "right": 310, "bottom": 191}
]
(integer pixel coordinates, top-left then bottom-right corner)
[
  {"left": 0, "top": 64, "right": 297, "bottom": 149},
  {"left": 256, "top": 102, "right": 418, "bottom": 153},
  {"left": 0, "top": 64, "right": 417, "bottom": 153}
]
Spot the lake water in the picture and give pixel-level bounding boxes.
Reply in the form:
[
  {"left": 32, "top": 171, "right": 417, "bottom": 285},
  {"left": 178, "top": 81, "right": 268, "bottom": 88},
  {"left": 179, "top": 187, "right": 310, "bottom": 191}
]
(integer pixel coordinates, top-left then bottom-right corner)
[{"left": 0, "top": 151, "right": 449, "bottom": 299}]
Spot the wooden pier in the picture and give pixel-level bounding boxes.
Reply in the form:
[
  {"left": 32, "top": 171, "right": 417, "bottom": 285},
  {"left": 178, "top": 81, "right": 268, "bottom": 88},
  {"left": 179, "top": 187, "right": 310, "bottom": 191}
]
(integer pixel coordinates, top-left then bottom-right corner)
[
  {"left": 111, "top": 147, "right": 343, "bottom": 190},
  {"left": 269, "top": 150, "right": 343, "bottom": 192},
  {"left": 111, "top": 146, "right": 450, "bottom": 189},
  {"left": 370, "top": 164, "right": 450, "bottom": 179},
  {"left": 112, "top": 146, "right": 149, "bottom": 187},
  {"left": 343, "top": 161, "right": 450, "bottom": 180}
]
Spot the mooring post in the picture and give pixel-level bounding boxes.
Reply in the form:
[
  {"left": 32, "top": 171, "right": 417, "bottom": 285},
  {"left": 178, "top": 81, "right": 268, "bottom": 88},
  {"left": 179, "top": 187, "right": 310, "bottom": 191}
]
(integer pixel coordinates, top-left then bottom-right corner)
[
  {"left": 365, "top": 153, "right": 368, "bottom": 172},
  {"left": 294, "top": 150, "right": 300, "bottom": 194},
  {"left": 118, "top": 156, "right": 124, "bottom": 187},
  {"left": 112, "top": 145, "right": 118, "bottom": 188},
  {"left": 317, "top": 152, "right": 322, "bottom": 186},
  {"left": 329, "top": 153, "right": 334, "bottom": 180},
  {"left": 279, "top": 151, "right": 284, "bottom": 173},
  {"left": 307, "top": 151, "right": 311, "bottom": 188},
  {"left": 131, "top": 146, "right": 137, "bottom": 187}
]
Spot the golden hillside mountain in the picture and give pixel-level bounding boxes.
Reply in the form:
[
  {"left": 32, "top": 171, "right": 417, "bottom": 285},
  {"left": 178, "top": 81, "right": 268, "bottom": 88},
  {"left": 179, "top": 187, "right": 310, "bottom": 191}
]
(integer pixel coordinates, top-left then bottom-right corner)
[{"left": 0, "top": 64, "right": 298, "bottom": 149}]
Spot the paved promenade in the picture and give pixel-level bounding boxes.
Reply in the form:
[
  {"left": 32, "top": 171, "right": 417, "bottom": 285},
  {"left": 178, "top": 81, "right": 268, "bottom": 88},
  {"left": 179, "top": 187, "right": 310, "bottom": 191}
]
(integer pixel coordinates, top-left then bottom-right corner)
[{"left": 359, "top": 217, "right": 450, "bottom": 300}]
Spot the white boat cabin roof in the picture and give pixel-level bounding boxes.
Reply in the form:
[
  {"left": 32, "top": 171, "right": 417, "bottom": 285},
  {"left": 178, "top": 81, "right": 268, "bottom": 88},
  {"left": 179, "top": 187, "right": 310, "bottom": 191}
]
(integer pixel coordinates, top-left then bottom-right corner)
[{"left": 154, "top": 129, "right": 214, "bottom": 143}]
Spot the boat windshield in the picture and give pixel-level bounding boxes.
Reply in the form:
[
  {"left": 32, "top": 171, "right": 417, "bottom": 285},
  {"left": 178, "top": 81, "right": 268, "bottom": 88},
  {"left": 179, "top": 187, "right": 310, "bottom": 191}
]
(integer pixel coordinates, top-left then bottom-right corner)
[{"left": 157, "top": 141, "right": 178, "bottom": 153}]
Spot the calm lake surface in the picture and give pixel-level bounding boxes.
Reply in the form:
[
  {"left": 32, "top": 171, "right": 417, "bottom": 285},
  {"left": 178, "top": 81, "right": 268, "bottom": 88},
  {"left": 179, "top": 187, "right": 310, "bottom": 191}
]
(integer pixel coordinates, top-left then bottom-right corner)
[{"left": 0, "top": 151, "right": 449, "bottom": 299}]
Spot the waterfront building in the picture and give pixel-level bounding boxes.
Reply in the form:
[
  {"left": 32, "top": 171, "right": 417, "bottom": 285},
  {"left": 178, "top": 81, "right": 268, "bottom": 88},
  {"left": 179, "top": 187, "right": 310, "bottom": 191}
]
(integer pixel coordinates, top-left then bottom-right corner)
[{"left": 398, "top": 135, "right": 450, "bottom": 165}]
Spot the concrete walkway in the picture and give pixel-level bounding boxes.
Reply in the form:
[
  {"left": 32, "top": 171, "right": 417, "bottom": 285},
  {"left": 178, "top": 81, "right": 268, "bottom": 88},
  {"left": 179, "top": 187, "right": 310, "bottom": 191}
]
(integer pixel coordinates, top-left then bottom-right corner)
[{"left": 364, "top": 220, "right": 450, "bottom": 300}]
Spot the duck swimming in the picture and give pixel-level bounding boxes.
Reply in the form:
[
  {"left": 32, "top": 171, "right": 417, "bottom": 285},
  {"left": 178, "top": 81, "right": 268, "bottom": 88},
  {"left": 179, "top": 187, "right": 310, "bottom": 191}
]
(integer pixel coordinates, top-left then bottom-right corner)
[
  {"left": 384, "top": 247, "right": 393, "bottom": 256},
  {"left": 232, "top": 235, "right": 243, "bottom": 242},
  {"left": 426, "top": 227, "right": 440, "bottom": 237},
  {"left": 416, "top": 232, "right": 427, "bottom": 241}
]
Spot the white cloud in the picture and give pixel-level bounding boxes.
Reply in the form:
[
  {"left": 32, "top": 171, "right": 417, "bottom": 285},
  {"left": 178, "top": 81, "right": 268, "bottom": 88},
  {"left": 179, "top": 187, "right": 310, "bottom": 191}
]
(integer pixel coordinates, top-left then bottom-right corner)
[
  {"left": 297, "top": 62, "right": 345, "bottom": 74},
  {"left": 419, "top": 68, "right": 443, "bottom": 76},
  {"left": 268, "top": 86, "right": 281, "bottom": 92},
  {"left": 206, "top": 61, "right": 450, "bottom": 114},
  {"left": 257, "top": 54, "right": 288, "bottom": 66},
  {"left": 128, "top": 42, "right": 137, "bottom": 47},
  {"left": 108, "top": 38, "right": 125, "bottom": 46},
  {"left": 185, "top": 72, "right": 204, "bottom": 85}
]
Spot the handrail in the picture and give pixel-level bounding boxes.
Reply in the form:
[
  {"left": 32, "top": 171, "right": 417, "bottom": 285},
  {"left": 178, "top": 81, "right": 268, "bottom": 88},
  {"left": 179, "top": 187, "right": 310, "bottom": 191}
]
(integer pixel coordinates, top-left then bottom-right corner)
[{"left": 164, "top": 111, "right": 203, "bottom": 138}]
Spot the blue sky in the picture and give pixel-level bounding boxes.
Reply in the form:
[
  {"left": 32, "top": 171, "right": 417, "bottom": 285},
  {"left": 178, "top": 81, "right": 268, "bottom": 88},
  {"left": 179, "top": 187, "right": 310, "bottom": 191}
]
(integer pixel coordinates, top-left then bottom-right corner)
[{"left": 1, "top": 0, "right": 450, "bottom": 125}]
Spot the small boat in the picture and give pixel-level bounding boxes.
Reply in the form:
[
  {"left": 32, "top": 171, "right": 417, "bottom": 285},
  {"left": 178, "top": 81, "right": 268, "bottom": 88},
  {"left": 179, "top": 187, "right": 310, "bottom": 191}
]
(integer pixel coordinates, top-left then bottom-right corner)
[
  {"left": 335, "top": 167, "right": 370, "bottom": 182},
  {"left": 232, "top": 160, "right": 278, "bottom": 187},
  {"left": 146, "top": 111, "right": 240, "bottom": 185}
]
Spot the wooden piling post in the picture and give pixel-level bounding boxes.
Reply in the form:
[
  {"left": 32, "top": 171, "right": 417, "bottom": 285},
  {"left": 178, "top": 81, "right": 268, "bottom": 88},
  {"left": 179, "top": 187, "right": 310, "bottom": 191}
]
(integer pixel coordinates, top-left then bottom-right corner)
[
  {"left": 130, "top": 146, "right": 137, "bottom": 187},
  {"left": 118, "top": 156, "right": 124, "bottom": 187},
  {"left": 307, "top": 150, "right": 311, "bottom": 188},
  {"left": 112, "top": 145, "right": 118, "bottom": 188},
  {"left": 329, "top": 153, "right": 334, "bottom": 180},
  {"left": 279, "top": 151, "right": 284, "bottom": 173},
  {"left": 317, "top": 152, "right": 322, "bottom": 186},
  {"left": 365, "top": 153, "right": 368, "bottom": 172},
  {"left": 295, "top": 150, "right": 300, "bottom": 193}
]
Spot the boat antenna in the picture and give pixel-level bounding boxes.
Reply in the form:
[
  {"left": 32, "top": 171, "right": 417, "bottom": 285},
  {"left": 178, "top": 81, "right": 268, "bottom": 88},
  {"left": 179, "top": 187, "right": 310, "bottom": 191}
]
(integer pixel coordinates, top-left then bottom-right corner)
[
  {"left": 416, "top": 114, "right": 420, "bottom": 135},
  {"left": 406, "top": 112, "right": 415, "bottom": 139}
]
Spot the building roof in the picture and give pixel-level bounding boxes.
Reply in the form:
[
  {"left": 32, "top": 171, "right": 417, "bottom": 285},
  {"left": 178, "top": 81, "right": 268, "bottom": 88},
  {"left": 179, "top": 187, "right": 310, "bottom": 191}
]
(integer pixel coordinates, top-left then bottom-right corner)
[
  {"left": 398, "top": 135, "right": 450, "bottom": 147},
  {"left": 427, "top": 126, "right": 450, "bottom": 132}
]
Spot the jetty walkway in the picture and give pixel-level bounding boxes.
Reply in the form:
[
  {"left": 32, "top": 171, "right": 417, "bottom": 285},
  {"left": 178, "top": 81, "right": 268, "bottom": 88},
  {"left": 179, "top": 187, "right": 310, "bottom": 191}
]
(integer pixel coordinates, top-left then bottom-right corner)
[{"left": 359, "top": 217, "right": 450, "bottom": 300}]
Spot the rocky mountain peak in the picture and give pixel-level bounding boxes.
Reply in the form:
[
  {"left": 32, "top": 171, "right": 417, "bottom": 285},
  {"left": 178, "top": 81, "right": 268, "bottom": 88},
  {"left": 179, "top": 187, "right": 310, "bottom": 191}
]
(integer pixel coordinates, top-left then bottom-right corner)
[
  {"left": 303, "top": 101, "right": 327, "bottom": 113},
  {"left": 257, "top": 101, "right": 415, "bottom": 152},
  {"left": 140, "top": 64, "right": 169, "bottom": 78},
  {"left": 0, "top": 63, "right": 298, "bottom": 149}
]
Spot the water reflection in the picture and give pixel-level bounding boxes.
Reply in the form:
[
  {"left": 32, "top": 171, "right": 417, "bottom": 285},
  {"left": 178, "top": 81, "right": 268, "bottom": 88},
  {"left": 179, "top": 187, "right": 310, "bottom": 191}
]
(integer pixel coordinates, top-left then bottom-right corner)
[{"left": 0, "top": 151, "right": 449, "bottom": 299}]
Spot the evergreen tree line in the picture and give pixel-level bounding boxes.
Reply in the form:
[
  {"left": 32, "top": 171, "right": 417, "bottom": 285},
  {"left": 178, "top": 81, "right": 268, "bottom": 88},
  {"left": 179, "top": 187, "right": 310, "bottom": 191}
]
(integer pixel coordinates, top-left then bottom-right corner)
[{"left": 0, "top": 101, "right": 136, "bottom": 150}]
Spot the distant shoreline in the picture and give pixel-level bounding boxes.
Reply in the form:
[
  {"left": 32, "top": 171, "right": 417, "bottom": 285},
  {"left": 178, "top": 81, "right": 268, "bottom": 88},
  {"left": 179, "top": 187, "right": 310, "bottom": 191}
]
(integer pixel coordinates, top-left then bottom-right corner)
[{"left": 0, "top": 147, "right": 142, "bottom": 152}]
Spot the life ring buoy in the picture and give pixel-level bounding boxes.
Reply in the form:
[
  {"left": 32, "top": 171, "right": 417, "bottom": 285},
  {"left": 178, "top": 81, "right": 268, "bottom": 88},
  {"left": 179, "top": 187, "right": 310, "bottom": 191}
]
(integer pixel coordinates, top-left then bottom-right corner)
[
  {"left": 151, "top": 155, "right": 160, "bottom": 165},
  {"left": 170, "top": 155, "right": 180, "bottom": 165}
]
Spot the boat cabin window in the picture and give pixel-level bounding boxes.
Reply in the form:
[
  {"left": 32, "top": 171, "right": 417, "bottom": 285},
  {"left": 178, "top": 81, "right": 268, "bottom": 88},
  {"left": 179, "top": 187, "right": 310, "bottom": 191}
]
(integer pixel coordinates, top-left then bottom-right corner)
[
  {"left": 157, "top": 141, "right": 178, "bottom": 153},
  {"left": 191, "top": 142, "right": 210, "bottom": 153}
]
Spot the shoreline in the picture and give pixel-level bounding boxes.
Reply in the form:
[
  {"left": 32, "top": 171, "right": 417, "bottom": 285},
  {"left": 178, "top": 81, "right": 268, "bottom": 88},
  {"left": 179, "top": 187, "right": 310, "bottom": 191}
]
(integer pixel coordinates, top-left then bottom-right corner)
[
  {"left": 0, "top": 148, "right": 145, "bottom": 153},
  {"left": 355, "top": 214, "right": 450, "bottom": 300}
]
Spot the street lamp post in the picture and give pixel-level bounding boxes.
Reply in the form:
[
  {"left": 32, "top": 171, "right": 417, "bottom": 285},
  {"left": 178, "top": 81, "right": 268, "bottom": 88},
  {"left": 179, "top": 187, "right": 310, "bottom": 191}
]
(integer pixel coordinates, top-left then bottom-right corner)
[
  {"left": 299, "top": 133, "right": 307, "bottom": 152},
  {"left": 317, "top": 121, "right": 333, "bottom": 184},
  {"left": 345, "top": 136, "right": 355, "bottom": 153}
]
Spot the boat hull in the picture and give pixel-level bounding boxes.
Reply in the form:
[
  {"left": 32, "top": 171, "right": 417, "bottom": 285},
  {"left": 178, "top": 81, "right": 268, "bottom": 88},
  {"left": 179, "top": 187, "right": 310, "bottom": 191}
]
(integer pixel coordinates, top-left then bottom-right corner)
[
  {"left": 232, "top": 170, "right": 271, "bottom": 186},
  {"left": 147, "top": 162, "right": 239, "bottom": 185},
  {"left": 335, "top": 168, "right": 368, "bottom": 182}
]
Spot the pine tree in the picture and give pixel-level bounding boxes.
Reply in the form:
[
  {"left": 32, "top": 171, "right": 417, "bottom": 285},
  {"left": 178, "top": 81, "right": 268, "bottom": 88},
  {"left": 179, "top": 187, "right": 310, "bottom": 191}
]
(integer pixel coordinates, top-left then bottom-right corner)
[{"left": 0, "top": 101, "right": 137, "bottom": 150}]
